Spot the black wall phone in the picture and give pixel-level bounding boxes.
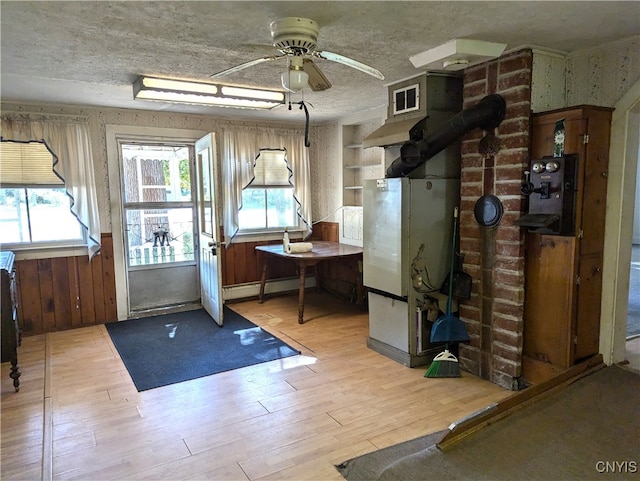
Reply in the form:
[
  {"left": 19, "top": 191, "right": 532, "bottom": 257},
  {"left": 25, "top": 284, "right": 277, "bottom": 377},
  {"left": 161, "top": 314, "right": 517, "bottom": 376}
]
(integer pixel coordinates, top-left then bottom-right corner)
[{"left": 516, "top": 153, "right": 578, "bottom": 236}]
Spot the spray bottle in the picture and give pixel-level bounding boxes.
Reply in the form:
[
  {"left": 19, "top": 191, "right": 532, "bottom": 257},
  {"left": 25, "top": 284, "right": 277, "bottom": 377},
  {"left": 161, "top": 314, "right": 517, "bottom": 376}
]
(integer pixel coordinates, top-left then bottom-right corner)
[{"left": 283, "top": 227, "right": 290, "bottom": 250}]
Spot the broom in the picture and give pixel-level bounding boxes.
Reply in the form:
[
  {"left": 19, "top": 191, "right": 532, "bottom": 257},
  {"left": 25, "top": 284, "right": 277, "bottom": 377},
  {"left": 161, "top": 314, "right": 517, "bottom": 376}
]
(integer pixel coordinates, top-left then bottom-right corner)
[
  {"left": 425, "top": 207, "right": 465, "bottom": 378},
  {"left": 424, "top": 346, "right": 461, "bottom": 378}
]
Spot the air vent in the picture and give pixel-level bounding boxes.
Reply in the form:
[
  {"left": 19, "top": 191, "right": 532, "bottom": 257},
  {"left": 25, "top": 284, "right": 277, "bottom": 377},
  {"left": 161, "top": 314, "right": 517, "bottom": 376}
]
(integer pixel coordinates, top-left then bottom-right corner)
[
  {"left": 273, "top": 37, "right": 317, "bottom": 53},
  {"left": 393, "top": 84, "right": 420, "bottom": 115}
]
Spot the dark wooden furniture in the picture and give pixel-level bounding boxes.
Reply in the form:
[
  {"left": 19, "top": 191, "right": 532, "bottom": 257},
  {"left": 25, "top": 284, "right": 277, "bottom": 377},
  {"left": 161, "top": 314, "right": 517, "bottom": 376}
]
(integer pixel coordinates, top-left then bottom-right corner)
[
  {"left": 256, "top": 241, "right": 363, "bottom": 323},
  {"left": 1, "top": 250, "right": 21, "bottom": 391},
  {"left": 523, "top": 105, "right": 613, "bottom": 384}
]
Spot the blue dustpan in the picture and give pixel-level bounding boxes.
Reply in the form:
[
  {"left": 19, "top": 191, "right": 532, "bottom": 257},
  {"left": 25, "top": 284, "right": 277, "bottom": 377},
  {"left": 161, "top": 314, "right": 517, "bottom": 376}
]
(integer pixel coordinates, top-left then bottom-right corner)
[
  {"left": 430, "top": 207, "right": 470, "bottom": 344},
  {"left": 431, "top": 313, "right": 470, "bottom": 343}
]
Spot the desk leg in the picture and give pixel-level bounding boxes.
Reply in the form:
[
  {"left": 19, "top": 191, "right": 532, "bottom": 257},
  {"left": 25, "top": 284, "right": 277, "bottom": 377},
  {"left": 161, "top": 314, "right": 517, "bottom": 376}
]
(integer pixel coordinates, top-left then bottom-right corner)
[
  {"left": 10, "top": 358, "right": 20, "bottom": 392},
  {"left": 315, "top": 263, "right": 322, "bottom": 293},
  {"left": 258, "top": 258, "right": 268, "bottom": 304},
  {"left": 298, "top": 264, "right": 306, "bottom": 324}
]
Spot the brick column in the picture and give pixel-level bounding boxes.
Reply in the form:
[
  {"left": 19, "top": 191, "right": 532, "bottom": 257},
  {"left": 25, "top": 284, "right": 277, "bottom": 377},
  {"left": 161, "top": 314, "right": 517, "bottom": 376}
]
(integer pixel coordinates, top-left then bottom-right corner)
[{"left": 458, "top": 49, "right": 532, "bottom": 390}]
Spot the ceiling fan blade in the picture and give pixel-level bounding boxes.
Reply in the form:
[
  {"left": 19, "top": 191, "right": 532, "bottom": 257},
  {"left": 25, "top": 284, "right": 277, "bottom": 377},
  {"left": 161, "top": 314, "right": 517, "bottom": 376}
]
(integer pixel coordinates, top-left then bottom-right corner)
[
  {"left": 210, "top": 55, "right": 283, "bottom": 78},
  {"left": 302, "top": 59, "right": 331, "bottom": 91},
  {"left": 313, "top": 50, "right": 384, "bottom": 80}
]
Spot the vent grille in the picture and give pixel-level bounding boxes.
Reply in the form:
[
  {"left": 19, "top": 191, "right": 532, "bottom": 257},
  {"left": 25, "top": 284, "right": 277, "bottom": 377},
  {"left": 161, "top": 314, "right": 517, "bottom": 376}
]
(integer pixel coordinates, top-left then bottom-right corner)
[{"left": 273, "top": 36, "right": 317, "bottom": 53}]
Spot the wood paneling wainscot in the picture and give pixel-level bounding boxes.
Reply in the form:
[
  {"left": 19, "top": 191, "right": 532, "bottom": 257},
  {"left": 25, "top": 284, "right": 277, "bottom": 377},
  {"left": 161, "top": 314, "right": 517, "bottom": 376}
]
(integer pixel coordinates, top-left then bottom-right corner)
[
  {"left": 17, "top": 225, "right": 350, "bottom": 335},
  {"left": 220, "top": 222, "right": 341, "bottom": 287},
  {"left": 16, "top": 234, "right": 117, "bottom": 335}
]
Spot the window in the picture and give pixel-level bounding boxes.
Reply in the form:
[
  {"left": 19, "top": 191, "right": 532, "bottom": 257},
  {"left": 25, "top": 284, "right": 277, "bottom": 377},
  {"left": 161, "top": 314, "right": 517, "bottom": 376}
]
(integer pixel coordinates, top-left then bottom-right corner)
[
  {"left": 238, "top": 150, "right": 296, "bottom": 231},
  {"left": 0, "top": 141, "right": 84, "bottom": 247},
  {"left": 222, "top": 130, "right": 311, "bottom": 242}
]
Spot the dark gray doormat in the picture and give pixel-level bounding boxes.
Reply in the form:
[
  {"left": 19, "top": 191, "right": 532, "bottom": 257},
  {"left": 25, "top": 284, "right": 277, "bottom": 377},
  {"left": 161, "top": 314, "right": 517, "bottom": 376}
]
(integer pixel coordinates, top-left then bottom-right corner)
[{"left": 106, "top": 306, "right": 300, "bottom": 391}]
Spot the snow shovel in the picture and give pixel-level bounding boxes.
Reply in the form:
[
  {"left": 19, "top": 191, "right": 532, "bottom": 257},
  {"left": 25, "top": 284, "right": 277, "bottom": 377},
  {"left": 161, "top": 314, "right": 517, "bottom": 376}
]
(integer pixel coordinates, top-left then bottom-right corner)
[{"left": 431, "top": 207, "right": 470, "bottom": 343}]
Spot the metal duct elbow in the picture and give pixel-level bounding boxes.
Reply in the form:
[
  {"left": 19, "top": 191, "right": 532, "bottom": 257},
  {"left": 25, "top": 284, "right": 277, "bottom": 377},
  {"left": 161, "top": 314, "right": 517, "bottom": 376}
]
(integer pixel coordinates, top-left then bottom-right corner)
[{"left": 386, "top": 94, "right": 506, "bottom": 178}]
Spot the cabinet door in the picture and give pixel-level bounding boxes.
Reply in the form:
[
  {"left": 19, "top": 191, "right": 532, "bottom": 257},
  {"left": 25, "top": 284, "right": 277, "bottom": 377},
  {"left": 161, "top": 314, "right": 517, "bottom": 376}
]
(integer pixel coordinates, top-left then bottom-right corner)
[
  {"left": 523, "top": 234, "right": 577, "bottom": 368},
  {"left": 574, "top": 255, "right": 604, "bottom": 361},
  {"left": 577, "top": 110, "right": 612, "bottom": 257}
]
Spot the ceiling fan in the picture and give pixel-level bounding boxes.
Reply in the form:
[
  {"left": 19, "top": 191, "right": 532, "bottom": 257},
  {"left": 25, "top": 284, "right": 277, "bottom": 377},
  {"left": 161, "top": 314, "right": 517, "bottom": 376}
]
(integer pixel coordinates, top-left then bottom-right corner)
[{"left": 210, "top": 17, "right": 385, "bottom": 92}]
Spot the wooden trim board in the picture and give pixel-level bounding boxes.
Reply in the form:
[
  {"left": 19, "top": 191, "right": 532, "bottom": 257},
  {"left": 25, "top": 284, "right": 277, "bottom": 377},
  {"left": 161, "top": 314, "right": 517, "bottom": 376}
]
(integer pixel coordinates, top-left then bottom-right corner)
[{"left": 437, "top": 354, "right": 605, "bottom": 451}]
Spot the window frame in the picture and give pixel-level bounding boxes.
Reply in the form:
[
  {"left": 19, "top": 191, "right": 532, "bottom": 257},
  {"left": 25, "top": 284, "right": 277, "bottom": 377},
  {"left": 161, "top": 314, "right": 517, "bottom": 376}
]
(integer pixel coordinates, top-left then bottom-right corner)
[
  {"left": 235, "top": 148, "right": 301, "bottom": 237},
  {"left": 0, "top": 184, "right": 87, "bottom": 252},
  {"left": 118, "top": 140, "right": 198, "bottom": 271}
]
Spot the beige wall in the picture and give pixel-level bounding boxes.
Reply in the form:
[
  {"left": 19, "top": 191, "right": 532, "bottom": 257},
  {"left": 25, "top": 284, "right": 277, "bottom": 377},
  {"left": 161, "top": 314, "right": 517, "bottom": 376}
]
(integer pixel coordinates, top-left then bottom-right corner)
[
  {"left": 567, "top": 35, "right": 640, "bottom": 107},
  {"left": 309, "top": 122, "right": 342, "bottom": 223},
  {"left": 0, "top": 102, "right": 313, "bottom": 234}
]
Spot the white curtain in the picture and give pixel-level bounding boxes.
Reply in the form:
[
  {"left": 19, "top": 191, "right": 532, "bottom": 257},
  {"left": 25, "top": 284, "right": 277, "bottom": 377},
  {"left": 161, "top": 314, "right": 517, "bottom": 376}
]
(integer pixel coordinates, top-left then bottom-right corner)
[
  {"left": 0, "top": 113, "right": 101, "bottom": 259},
  {"left": 222, "top": 129, "right": 311, "bottom": 244}
]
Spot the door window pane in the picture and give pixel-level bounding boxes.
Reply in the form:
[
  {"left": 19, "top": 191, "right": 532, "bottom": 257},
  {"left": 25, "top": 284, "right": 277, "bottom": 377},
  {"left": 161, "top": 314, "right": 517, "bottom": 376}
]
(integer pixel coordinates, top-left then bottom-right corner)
[
  {"left": 120, "top": 142, "right": 196, "bottom": 268},
  {"left": 197, "top": 144, "right": 213, "bottom": 236},
  {"left": 125, "top": 208, "right": 195, "bottom": 266},
  {"left": 121, "top": 145, "right": 191, "bottom": 203}
]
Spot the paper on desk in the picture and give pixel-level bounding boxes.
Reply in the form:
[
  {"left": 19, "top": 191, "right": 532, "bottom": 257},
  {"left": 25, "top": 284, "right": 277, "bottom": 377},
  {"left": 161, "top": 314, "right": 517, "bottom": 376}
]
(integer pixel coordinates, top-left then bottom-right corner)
[{"left": 286, "top": 242, "right": 313, "bottom": 253}]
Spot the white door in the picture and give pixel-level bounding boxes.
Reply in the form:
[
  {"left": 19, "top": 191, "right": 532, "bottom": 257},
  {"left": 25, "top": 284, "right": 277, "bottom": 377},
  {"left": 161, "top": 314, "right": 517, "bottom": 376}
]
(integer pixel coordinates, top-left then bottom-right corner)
[
  {"left": 195, "top": 133, "right": 223, "bottom": 325},
  {"left": 118, "top": 141, "right": 200, "bottom": 314}
]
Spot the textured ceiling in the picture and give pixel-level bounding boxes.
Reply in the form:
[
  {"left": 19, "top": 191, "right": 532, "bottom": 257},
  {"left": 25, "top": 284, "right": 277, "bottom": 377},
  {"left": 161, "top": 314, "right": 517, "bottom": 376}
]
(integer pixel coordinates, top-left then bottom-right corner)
[{"left": 1, "top": 1, "right": 639, "bottom": 124}]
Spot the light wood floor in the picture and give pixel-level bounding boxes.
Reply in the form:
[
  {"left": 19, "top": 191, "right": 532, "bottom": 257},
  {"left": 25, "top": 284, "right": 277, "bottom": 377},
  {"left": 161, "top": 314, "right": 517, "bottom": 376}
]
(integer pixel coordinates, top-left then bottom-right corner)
[{"left": 1, "top": 292, "right": 510, "bottom": 481}]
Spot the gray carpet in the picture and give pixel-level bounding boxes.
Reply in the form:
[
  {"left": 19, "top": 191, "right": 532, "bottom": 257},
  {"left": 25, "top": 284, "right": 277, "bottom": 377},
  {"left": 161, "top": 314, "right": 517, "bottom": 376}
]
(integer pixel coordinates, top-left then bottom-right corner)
[
  {"left": 628, "top": 245, "right": 640, "bottom": 338},
  {"left": 337, "top": 365, "right": 640, "bottom": 481}
]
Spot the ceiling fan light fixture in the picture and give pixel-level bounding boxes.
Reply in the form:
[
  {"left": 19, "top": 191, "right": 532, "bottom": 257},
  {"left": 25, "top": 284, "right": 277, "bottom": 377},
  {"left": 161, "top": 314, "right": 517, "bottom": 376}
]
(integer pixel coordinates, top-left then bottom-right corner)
[
  {"left": 133, "top": 76, "right": 285, "bottom": 109},
  {"left": 281, "top": 69, "right": 309, "bottom": 92},
  {"left": 281, "top": 56, "right": 309, "bottom": 92}
]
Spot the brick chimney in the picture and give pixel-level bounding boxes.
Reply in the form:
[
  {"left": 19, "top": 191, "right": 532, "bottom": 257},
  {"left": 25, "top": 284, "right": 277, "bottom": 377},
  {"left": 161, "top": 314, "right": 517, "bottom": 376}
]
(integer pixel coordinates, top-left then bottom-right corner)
[{"left": 458, "top": 49, "right": 532, "bottom": 390}]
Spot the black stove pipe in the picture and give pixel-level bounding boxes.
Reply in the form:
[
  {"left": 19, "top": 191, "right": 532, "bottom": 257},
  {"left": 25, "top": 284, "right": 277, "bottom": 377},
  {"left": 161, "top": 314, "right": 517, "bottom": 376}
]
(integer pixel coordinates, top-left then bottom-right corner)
[{"left": 386, "top": 94, "right": 506, "bottom": 178}]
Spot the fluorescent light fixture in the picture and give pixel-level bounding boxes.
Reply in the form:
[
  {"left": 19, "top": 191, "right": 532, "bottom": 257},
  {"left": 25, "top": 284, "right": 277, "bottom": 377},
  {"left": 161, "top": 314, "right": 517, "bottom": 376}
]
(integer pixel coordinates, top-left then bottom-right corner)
[{"left": 133, "top": 76, "right": 285, "bottom": 109}]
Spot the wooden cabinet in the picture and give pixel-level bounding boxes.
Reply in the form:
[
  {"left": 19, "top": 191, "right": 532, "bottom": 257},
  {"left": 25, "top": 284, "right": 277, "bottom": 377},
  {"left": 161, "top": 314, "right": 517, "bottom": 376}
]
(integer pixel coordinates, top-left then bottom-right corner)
[
  {"left": 1, "top": 250, "right": 21, "bottom": 391},
  {"left": 523, "top": 106, "right": 613, "bottom": 383}
]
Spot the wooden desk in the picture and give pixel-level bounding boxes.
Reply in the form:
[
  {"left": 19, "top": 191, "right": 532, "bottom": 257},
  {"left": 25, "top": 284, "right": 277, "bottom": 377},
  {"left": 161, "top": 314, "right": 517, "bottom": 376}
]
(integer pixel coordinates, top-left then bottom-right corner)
[{"left": 256, "top": 241, "right": 363, "bottom": 323}]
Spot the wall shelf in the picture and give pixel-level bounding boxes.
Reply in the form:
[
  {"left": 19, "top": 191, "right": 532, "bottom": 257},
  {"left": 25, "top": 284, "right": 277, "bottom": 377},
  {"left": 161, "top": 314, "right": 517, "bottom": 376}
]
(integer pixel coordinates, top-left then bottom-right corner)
[
  {"left": 342, "top": 120, "right": 385, "bottom": 207},
  {"left": 340, "top": 114, "right": 385, "bottom": 246}
]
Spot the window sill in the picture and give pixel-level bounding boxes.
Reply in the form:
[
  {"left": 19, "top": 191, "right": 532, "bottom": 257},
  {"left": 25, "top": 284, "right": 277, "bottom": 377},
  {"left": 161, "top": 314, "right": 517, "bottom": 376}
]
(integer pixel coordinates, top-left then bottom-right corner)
[
  {"left": 2, "top": 244, "right": 88, "bottom": 261},
  {"left": 231, "top": 230, "right": 305, "bottom": 244}
]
